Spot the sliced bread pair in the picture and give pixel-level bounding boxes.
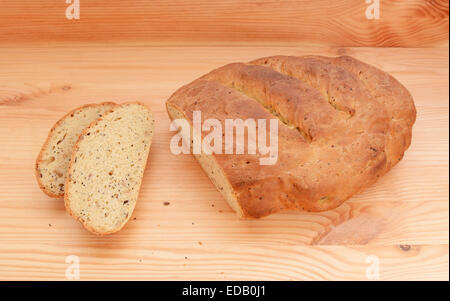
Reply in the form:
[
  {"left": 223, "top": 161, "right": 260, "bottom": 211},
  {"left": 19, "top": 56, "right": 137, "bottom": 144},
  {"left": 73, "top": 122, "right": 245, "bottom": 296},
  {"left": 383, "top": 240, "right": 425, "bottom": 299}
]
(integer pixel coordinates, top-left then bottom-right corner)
[
  {"left": 36, "top": 102, "right": 116, "bottom": 197},
  {"left": 64, "top": 103, "right": 154, "bottom": 235},
  {"left": 36, "top": 102, "right": 154, "bottom": 235}
]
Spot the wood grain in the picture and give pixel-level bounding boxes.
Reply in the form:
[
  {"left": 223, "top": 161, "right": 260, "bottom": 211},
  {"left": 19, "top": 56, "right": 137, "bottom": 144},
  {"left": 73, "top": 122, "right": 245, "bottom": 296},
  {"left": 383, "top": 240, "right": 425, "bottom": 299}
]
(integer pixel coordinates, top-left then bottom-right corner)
[
  {"left": 0, "top": 244, "right": 447, "bottom": 280},
  {"left": 0, "top": 0, "right": 448, "bottom": 47},
  {"left": 0, "top": 45, "right": 448, "bottom": 280}
]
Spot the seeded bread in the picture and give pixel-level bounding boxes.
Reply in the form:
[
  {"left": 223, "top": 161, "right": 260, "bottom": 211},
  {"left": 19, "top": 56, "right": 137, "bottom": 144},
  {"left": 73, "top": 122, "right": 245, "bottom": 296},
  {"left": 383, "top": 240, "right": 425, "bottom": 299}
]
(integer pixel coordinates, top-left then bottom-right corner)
[
  {"left": 36, "top": 102, "right": 116, "bottom": 197},
  {"left": 64, "top": 102, "right": 154, "bottom": 235},
  {"left": 166, "top": 55, "right": 416, "bottom": 218}
]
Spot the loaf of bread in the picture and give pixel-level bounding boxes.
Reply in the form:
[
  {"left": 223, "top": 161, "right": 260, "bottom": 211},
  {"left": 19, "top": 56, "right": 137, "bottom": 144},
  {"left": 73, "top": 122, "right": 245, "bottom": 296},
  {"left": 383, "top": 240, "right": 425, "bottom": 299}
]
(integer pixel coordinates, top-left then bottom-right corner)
[
  {"left": 36, "top": 102, "right": 116, "bottom": 197},
  {"left": 166, "top": 55, "right": 416, "bottom": 218},
  {"left": 64, "top": 102, "right": 154, "bottom": 235}
]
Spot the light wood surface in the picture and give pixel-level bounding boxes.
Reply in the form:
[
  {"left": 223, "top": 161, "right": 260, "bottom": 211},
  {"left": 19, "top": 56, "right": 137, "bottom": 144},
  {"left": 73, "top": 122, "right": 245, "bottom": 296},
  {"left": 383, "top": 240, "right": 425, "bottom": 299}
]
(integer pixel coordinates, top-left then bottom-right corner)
[
  {"left": 0, "top": 0, "right": 448, "bottom": 47},
  {"left": 0, "top": 45, "right": 448, "bottom": 280}
]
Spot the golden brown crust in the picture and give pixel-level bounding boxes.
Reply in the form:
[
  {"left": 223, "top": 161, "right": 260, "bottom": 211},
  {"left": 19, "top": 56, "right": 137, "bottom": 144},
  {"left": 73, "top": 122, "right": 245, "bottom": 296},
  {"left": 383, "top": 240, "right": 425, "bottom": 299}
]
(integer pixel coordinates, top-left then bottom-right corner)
[
  {"left": 35, "top": 102, "right": 117, "bottom": 198},
  {"left": 166, "top": 55, "right": 416, "bottom": 218},
  {"left": 64, "top": 102, "right": 153, "bottom": 235}
]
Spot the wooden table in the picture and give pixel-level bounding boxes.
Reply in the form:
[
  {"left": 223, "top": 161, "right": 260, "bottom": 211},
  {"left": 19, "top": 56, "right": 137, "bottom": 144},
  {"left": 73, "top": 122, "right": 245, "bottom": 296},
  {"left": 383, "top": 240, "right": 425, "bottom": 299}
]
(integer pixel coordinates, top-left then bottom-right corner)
[{"left": 0, "top": 45, "right": 448, "bottom": 280}]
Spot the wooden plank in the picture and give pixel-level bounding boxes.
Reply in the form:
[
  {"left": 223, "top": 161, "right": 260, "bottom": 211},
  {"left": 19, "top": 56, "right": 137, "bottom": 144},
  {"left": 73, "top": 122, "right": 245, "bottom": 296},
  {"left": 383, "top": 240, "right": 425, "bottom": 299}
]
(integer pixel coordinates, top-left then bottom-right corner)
[
  {"left": 0, "top": 46, "right": 448, "bottom": 280},
  {"left": 0, "top": 199, "right": 447, "bottom": 246},
  {"left": 0, "top": 244, "right": 447, "bottom": 280},
  {"left": 0, "top": 0, "right": 448, "bottom": 47}
]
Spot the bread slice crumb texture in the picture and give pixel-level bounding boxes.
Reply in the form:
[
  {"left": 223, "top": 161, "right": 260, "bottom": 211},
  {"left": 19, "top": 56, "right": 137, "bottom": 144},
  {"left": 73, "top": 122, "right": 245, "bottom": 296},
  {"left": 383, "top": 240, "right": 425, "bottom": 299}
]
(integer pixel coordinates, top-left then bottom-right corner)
[
  {"left": 65, "top": 103, "right": 154, "bottom": 235},
  {"left": 36, "top": 102, "right": 116, "bottom": 197}
]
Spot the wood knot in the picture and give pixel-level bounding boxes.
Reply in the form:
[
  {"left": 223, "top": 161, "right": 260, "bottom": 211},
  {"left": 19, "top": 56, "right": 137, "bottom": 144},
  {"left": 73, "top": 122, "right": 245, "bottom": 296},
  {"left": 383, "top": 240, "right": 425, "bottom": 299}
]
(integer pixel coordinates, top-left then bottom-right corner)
[{"left": 399, "top": 244, "right": 411, "bottom": 251}]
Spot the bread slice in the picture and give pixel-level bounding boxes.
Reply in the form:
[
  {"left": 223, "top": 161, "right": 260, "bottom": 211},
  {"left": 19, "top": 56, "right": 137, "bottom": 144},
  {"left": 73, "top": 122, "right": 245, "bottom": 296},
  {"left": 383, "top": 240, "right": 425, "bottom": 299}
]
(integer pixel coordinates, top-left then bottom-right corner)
[
  {"left": 36, "top": 102, "right": 116, "bottom": 197},
  {"left": 64, "top": 102, "right": 154, "bottom": 235}
]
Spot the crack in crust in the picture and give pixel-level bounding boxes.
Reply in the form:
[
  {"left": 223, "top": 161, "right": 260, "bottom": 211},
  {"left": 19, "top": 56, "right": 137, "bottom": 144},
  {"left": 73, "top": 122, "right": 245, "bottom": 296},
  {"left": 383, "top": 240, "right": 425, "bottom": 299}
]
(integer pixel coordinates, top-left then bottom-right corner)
[{"left": 166, "top": 55, "right": 416, "bottom": 218}]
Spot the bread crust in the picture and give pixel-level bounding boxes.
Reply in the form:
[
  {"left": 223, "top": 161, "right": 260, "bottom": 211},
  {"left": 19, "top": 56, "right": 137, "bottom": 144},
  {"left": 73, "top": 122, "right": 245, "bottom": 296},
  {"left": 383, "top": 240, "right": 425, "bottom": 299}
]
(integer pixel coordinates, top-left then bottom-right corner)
[
  {"left": 64, "top": 102, "right": 153, "bottom": 235},
  {"left": 35, "top": 102, "right": 117, "bottom": 198},
  {"left": 166, "top": 55, "right": 416, "bottom": 218}
]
